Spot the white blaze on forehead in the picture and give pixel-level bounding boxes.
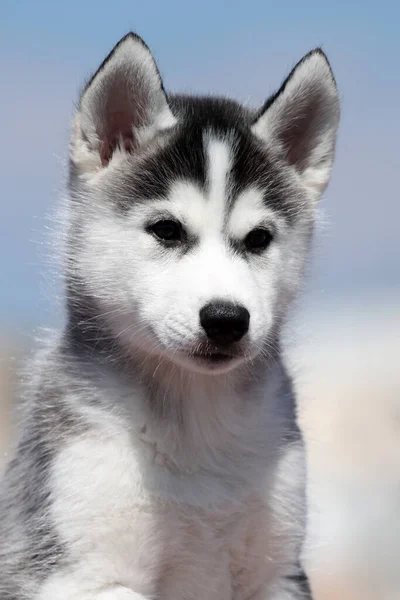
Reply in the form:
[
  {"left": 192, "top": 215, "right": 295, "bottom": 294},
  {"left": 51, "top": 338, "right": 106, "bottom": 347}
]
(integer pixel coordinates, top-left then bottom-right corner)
[
  {"left": 205, "top": 137, "right": 232, "bottom": 228},
  {"left": 229, "top": 187, "right": 284, "bottom": 239}
]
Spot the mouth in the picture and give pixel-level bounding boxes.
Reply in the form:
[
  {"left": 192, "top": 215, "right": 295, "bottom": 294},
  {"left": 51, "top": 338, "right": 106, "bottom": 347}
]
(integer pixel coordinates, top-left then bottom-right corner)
[
  {"left": 184, "top": 343, "right": 245, "bottom": 373},
  {"left": 166, "top": 340, "right": 250, "bottom": 374},
  {"left": 190, "top": 351, "right": 235, "bottom": 364}
]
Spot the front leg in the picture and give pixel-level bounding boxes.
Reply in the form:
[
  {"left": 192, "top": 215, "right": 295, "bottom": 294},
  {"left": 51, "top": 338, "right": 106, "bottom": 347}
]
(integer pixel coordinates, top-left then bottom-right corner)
[{"left": 34, "top": 431, "right": 165, "bottom": 600}]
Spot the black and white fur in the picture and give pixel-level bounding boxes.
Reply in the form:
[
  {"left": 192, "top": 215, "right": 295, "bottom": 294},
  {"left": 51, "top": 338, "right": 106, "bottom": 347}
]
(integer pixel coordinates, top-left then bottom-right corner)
[{"left": 0, "top": 33, "right": 339, "bottom": 599}]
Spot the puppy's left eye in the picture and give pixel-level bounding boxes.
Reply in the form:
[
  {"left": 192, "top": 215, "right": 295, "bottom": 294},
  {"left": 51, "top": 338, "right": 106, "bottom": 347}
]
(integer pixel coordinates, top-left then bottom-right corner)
[{"left": 244, "top": 228, "right": 273, "bottom": 252}]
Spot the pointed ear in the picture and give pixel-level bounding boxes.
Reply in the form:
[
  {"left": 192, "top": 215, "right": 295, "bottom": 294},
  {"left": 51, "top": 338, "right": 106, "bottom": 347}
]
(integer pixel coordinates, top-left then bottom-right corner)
[
  {"left": 70, "top": 32, "right": 177, "bottom": 175},
  {"left": 251, "top": 49, "right": 340, "bottom": 200}
]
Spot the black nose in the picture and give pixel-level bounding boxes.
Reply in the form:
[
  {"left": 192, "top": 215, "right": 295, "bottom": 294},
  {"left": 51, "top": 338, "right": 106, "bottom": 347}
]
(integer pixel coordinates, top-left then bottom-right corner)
[{"left": 199, "top": 301, "right": 250, "bottom": 346}]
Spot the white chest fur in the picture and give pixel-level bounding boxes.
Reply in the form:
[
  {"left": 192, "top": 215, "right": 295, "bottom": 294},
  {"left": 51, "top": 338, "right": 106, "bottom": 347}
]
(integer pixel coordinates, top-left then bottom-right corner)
[{"left": 37, "top": 416, "right": 304, "bottom": 600}]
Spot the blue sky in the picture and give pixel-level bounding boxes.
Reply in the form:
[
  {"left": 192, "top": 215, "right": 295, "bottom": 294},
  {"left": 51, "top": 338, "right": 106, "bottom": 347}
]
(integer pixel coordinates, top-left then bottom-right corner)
[{"left": 1, "top": 0, "right": 399, "bottom": 332}]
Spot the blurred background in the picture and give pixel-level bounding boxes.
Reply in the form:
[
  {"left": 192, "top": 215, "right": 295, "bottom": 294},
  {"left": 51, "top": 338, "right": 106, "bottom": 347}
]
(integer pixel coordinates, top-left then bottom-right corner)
[{"left": 1, "top": 1, "right": 399, "bottom": 597}]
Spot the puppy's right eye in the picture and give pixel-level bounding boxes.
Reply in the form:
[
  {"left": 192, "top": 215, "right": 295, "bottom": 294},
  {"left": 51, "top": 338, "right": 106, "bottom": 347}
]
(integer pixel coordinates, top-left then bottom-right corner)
[{"left": 149, "top": 220, "right": 183, "bottom": 242}]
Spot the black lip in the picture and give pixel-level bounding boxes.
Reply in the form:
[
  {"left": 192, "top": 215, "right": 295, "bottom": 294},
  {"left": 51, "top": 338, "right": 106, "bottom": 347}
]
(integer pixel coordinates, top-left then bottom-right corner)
[{"left": 191, "top": 352, "right": 234, "bottom": 363}]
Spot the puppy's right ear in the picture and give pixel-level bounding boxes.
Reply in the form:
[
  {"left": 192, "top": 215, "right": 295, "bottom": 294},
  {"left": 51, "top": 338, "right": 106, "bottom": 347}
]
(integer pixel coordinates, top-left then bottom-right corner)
[{"left": 70, "top": 32, "right": 176, "bottom": 176}]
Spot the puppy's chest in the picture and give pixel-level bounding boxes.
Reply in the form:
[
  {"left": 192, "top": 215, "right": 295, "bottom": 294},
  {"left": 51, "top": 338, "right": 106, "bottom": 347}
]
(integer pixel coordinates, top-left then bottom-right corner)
[
  {"left": 158, "top": 499, "right": 275, "bottom": 599},
  {"left": 52, "top": 422, "right": 298, "bottom": 598}
]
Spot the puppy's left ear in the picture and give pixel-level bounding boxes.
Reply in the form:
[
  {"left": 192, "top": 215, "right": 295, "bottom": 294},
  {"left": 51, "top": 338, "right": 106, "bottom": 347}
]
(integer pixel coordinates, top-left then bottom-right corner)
[{"left": 252, "top": 49, "right": 340, "bottom": 200}]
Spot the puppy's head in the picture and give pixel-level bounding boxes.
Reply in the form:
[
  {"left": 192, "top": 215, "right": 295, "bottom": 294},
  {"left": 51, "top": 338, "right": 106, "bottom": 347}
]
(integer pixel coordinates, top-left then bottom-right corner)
[{"left": 67, "top": 33, "right": 339, "bottom": 374}]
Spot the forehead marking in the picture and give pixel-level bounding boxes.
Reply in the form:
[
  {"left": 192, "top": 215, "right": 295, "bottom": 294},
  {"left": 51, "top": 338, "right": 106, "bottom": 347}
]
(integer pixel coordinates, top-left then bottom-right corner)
[{"left": 205, "top": 137, "right": 232, "bottom": 231}]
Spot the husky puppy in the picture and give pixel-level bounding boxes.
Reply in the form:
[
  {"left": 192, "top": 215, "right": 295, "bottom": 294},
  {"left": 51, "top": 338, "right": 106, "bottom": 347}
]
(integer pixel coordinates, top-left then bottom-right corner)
[{"left": 0, "top": 33, "right": 339, "bottom": 599}]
